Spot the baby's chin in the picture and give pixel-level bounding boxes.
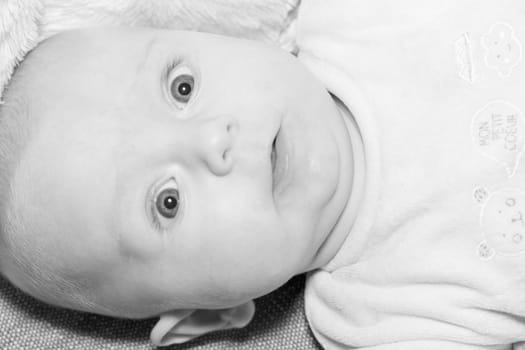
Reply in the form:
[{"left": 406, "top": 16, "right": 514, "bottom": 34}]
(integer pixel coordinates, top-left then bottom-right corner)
[{"left": 271, "top": 110, "right": 353, "bottom": 264}]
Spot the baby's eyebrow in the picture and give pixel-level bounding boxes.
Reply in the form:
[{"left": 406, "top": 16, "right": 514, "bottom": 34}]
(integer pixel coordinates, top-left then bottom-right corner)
[{"left": 134, "top": 37, "right": 158, "bottom": 76}]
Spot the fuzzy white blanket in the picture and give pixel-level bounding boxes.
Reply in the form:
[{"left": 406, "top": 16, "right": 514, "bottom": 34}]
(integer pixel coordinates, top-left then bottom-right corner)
[{"left": 0, "top": 0, "right": 298, "bottom": 101}]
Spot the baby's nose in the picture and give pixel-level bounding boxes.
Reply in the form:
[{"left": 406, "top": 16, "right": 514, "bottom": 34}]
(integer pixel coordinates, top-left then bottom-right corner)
[{"left": 192, "top": 115, "right": 238, "bottom": 176}]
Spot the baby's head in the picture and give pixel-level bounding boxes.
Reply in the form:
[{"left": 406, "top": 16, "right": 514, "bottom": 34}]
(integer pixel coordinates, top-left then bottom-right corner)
[{"left": 0, "top": 26, "right": 354, "bottom": 331}]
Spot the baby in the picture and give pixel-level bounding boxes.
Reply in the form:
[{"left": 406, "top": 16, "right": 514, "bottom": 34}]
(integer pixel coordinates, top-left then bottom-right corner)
[
  {"left": 2, "top": 0, "right": 525, "bottom": 349},
  {"left": 0, "top": 24, "right": 356, "bottom": 345}
]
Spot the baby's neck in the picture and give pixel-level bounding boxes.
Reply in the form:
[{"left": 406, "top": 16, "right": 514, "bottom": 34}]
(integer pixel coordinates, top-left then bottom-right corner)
[{"left": 304, "top": 96, "right": 366, "bottom": 271}]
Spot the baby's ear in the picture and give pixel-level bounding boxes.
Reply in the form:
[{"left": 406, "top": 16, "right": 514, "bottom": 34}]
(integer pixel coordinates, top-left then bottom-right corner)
[{"left": 150, "top": 301, "right": 255, "bottom": 346}]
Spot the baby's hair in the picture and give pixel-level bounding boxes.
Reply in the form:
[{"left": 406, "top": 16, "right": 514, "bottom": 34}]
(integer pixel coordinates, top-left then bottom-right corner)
[{"left": 0, "top": 48, "right": 104, "bottom": 315}]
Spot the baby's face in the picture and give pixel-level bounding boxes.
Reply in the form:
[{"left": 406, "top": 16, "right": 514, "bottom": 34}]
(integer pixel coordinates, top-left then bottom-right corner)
[{"left": 13, "top": 27, "right": 353, "bottom": 317}]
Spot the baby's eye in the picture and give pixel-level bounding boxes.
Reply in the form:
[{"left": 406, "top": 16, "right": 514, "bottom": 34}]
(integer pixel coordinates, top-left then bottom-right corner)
[
  {"left": 149, "top": 178, "right": 181, "bottom": 232},
  {"left": 155, "top": 187, "right": 180, "bottom": 219},
  {"left": 169, "top": 66, "right": 195, "bottom": 107}
]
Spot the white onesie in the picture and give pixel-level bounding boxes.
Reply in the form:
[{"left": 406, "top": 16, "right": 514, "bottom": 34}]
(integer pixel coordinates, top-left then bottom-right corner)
[{"left": 296, "top": 1, "right": 525, "bottom": 349}]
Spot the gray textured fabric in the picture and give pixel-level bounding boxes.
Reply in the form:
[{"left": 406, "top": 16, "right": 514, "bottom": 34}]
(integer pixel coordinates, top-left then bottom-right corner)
[{"left": 0, "top": 274, "right": 321, "bottom": 350}]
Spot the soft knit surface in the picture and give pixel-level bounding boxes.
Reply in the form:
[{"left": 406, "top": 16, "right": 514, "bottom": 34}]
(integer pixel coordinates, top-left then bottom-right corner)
[
  {"left": 0, "top": 0, "right": 43, "bottom": 103},
  {"left": 0, "top": 274, "right": 320, "bottom": 349}
]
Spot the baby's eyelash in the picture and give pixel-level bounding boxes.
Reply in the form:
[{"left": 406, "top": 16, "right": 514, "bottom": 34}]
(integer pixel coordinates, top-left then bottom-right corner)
[
  {"left": 148, "top": 177, "right": 180, "bottom": 234},
  {"left": 163, "top": 58, "right": 183, "bottom": 83},
  {"left": 149, "top": 198, "right": 164, "bottom": 232},
  {"left": 150, "top": 200, "right": 173, "bottom": 236}
]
